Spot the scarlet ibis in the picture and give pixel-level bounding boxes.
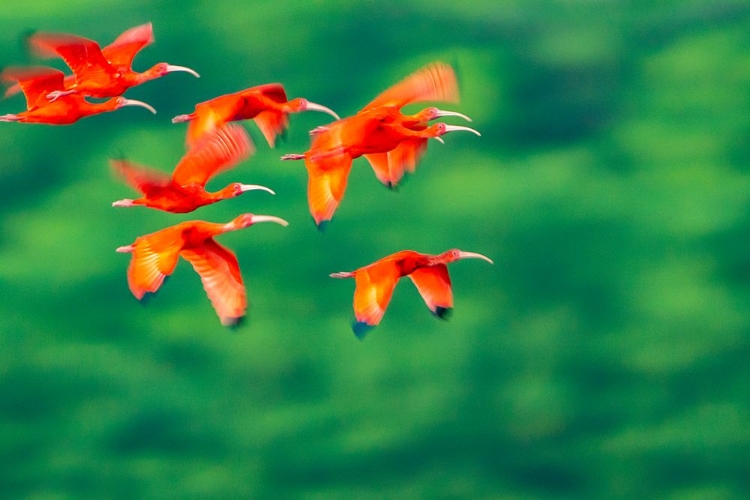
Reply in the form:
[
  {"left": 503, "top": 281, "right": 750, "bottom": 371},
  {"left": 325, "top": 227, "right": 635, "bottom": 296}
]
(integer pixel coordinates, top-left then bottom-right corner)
[
  {"left": 111, "top": 124, "right": 273, "bottom": 213},
  {"left": 116, "top": 213, "right": 288, "bottom": 326},
  {"left": 21, "top": 23, "right": 199, "bottom": 100},
  {"left": 171, "top": 83, "right": 339, "bottom": 149},
  {"left": 0, "top": 66, "right": 156, "bottom": 125},
  {"left": 281, "top": 118, "right": 479, "bottom": 227},
  {"left": 280, "top": 62, "right": 479, "bottom": 226},
  {"left": 330, "top": 249, "right": 493, "bottom": 338}
]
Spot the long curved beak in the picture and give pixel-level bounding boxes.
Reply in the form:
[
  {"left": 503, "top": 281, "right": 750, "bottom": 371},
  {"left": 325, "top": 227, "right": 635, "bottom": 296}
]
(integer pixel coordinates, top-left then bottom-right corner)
[
  {"left": 445, "top": 124, "right": 481, "bottom": 136},
  {"left": 251, "top": 215, "right": 289, "bottom": 227},
  {"left": 432, "top": 137, "right": 445, "bottom": 144},
  {"left": 457, "top": 251, "right": 494, "bottom": 264},
  {"left": 239, "top": 184, "right": 275, "bottom": 195},
  {"left": 165, "top": 64, "right": 200, "bottom": 78},
  {"left": 434, "top": 109, "right": 472, "bottom": 122},
  {"left": 304, "top": 101, "right": 340, "bottom": 120},
  {"left": 121, "top": 99, "right": 157, "bottom": 114}
]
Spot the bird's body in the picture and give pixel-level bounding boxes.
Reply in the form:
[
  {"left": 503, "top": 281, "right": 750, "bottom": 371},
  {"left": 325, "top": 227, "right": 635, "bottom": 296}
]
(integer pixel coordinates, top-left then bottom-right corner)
[
  {"left": 330, "top": 249, "right": 493, "bottom": 337},
  {"left": 280, "top": 62, "right": 478, "bottom": 227},
  {"left": 117, "top": 213, "right": 288, "bottom": 326},
  {"left": 19, "top": 23, "right": 199, "bottom": 100},
  {"left": 172, "top": 83, "right": 339, "bottom": 149},
  {"left": 112, "top": 124, "right": 273, "bottom": 213},
  {"left": 0, "top": 66, "right": 156, "bottom": 125}
]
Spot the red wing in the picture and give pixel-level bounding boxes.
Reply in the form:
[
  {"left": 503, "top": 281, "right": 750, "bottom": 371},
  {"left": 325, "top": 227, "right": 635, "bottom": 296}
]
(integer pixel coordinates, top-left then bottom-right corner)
[
  {"left": 408, "top": 264, "right": 453, "bottom": 315},
  {"left": 101, "top": 23, "right": 155, "bottom": 67},
  {"left": 0, "top": 66, "right": 66, "bottom": 108},
  {"left": 363, "top": 153, "right": 393, "bottom": 186},
  {"left": 246, "top": 83, "right": 288, "bottom": 103},
  {"left": 172, "top": 123, "right": 254, "bottom": 186},
  {"left": 386, "top": 139, "right": 429, "bottom": 185},
  {"left": 363, "top": 62, "right": 459, "bottom": 111},
  {"left": 127, "top": 226, "right": 185, "bottom": 299},
  {"left": 111, "top": 159, "right": 171, "bottom": 195},
  {"left": 306, "top": 154, "right": 353, "bottom": 226},
  {"left": 28, "top": 32, "right": 112, "bottom": 79},
  {"left": 181, "top": 239, "right": 247, "bottom": 326},
  {"left": 351, "top": 260, "right": 402, "bottom": 326},
  {"left": 253, "top": 109, "right": 289, "bottom": 148}
]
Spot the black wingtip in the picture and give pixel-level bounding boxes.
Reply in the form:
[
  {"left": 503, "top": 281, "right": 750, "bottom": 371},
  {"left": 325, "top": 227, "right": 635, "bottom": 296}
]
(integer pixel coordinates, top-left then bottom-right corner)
[
  {"left": 137, "top": 276, "right": 169, "bottom": 305},
  {"left": 316, "top": 219, "right": 329, "bottom": 232},
  {"left": 433, "top": 306, "right": 452, "bottom": 320},
  {"left": 224, "top": 315, "right": 246, "bottom": 331},
  {"left": 352, "top": 321, "right": 374, "bottom": 340},
  {"left": 277, "top": 128, "right": 288, "bottom": 145}
]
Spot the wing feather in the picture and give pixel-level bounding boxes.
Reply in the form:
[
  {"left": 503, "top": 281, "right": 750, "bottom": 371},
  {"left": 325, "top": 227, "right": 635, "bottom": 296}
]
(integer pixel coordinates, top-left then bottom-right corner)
[
  {"left": 362, "top": 62, "right": 459, "bottom": 111},
  {"left": 386, "top": 138, "right": 429, "bottom": 186},
  {"left": 111, "top": 159, "right": 172, "bottom": 196},
  {"left": 127, "top": 226, "right": 185, "bottom": 299},
  {"left": 181, "top": 239, "right": 247, "bottom": 326},
  {"left": 172, "top": 124, "right": 254, "bottom": 186},
  {"left": 305, "top": 154, "right": 353, "bottom": 226},
  {"left": 101, "top": 23, "right": 155, "bottom": 67},
  {"left": 0, "top": 66, "right": 65, "bottom": 108},
  {"left": 408, "top": 265, "right": 453, "bottom": 316},
  {"left": 27, "top": 32, "right": 112, "bottom": 79},
  {"left": 352, "top": 260, "right": 402, "bottom": 326}
]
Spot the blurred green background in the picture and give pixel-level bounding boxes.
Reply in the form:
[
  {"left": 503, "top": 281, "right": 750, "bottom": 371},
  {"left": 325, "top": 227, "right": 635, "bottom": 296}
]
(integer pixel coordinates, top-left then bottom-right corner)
[{"left": 1, "top": 1, "right": 749, "bottom": 498}]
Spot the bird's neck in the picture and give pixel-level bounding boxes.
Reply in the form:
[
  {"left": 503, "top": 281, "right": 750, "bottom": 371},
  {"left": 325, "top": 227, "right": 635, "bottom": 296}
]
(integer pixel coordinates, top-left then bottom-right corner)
[{"left": 211, "top": 185, "right": 239, "bottom": 202}]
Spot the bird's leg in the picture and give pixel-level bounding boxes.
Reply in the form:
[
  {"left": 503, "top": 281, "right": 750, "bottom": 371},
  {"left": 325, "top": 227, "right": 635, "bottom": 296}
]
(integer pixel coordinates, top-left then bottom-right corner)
[
  {"left": 280, "top": 153, "right": 305, "bottom": 161},
  {"left": 309, "top": 125, "right": 330, "bottom": 135},
  {"left": 0, "top": 114, "right": 20, "bottom": 122},
  {"left": 171, "top": 114, "right": 192, "bottom": 123},
  {"left": 115, "top": 245, "right": 134, "bottom": 253},
  {"left": 309, "top": 147, "right": 346, "bottom": 162},
  {"left": 329, "top": 271, "right": 354, "bottom": 279},
  {"left": 112, "top": 199, "right": 136, "bottom": 207},
  {"left": 46, "top": 90, "right": 76, "bottom": 102}
]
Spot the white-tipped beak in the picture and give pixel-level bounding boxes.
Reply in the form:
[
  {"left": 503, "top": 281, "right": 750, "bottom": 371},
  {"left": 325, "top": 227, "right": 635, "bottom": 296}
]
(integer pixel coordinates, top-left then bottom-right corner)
[
  {"left": 165, "top": 64, "right": 200, "bottom": 78},
  {"left": 252, "top": 215, "right": 289, "bottom": 227},
  {"left": 434, "top": 109, "right": 472, "bottom": 122},
  {"left": 457, "top": 251, "right": 494, "bottom": 264},
  {"left": 116, "top": 245, "right": 134, "bottom": 253},
  {"left": 240, "top": 184, "right": 275, "bottom": 195},
  {"left": 304, "top": 101, "right": 340, "bottom": 120},
  {"left": 433, "top": 137, "right": 445, "bottom": 144},
  {"left": 445, "top": 124, "right": 481, "bottom": 136},
  {"left": 122, "top": 99, "right": 157, "bottom": 114},
  {"left": 171, "top": 114, "right": 190, "bottom": 123}
]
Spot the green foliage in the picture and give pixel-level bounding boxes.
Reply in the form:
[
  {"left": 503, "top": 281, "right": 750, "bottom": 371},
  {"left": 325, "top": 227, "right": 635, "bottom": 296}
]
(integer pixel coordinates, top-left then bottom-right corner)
[{"left": 1, "top": 1, "right": 749, "bottom": 498}]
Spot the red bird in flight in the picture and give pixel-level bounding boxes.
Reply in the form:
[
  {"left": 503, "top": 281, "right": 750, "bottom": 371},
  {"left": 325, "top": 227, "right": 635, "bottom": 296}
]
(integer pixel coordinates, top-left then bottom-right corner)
[
  {"left": 0, "top": 66, "right": 156, "bottom": 125},
  {"left": 281, "top": 62, "right": 479, "bottom": 227},
  {"left": 171, "top": 83, "right": 339, "bottom": 149},
  {"left": 117, "top": 213, "right": 289, "bottom": 326},
  {"left": 330, "top": 249, "right": 493, "bottom": 338},
  {"left": 19, "top": 22, "right": 199, "bottom": 100},
  {"left": 111, "top": 124, "right": 274, "bottom": 213}
]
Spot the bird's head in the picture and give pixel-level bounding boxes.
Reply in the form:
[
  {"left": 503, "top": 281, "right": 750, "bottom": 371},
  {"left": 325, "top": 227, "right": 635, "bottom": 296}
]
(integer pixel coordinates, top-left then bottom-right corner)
[
  {"left": 112, "top": 97, "right": 157, "bottom": 114},
  {"left": 430, "top": 122, "right": 481, "bottom": 138},
  {"left": 418, "top": 107, "right": 472, "bottom": 122},
  {"left": 289, "top": 98, "right": 340, "bottom": 120},
  {"left": 149, "top": 62, "right": 200, "bottom": 79},
  {"left": 227, "top": 183, "right": 276, "bottom": 198},
  {"left": 229, "top": 213, "right": 289, "bottom": 229},
  {"left": 439, "top": 249, "right": 494, "bottom": 264}
]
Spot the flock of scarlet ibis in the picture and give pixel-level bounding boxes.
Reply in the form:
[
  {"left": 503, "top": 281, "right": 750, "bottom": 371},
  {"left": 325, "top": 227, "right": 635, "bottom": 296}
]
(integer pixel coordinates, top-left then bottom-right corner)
[{"left": 1, "top": 22, "right": 493, "bottom": 336}]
